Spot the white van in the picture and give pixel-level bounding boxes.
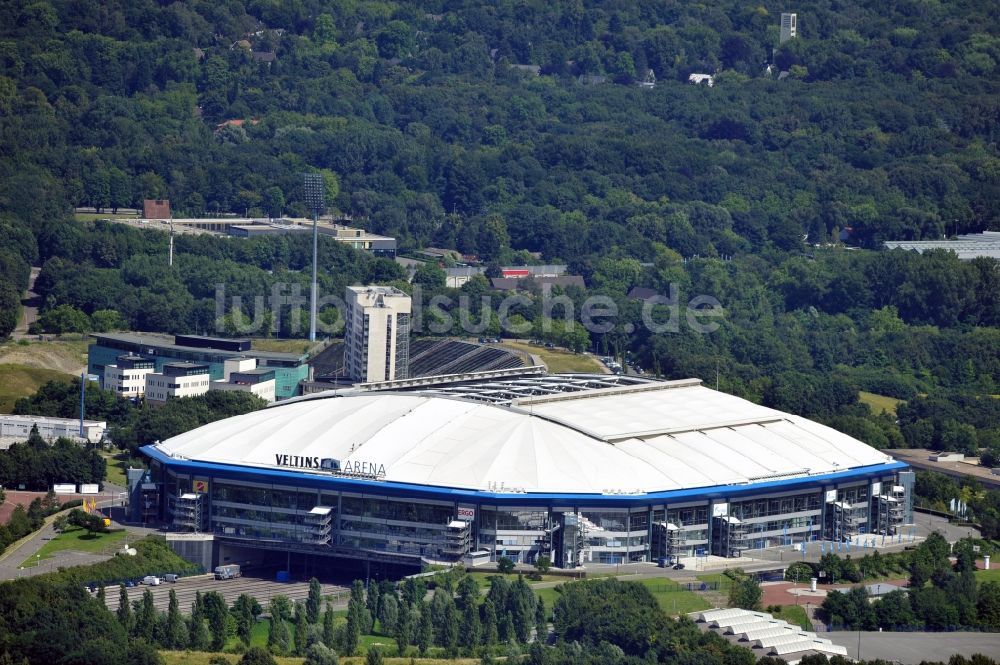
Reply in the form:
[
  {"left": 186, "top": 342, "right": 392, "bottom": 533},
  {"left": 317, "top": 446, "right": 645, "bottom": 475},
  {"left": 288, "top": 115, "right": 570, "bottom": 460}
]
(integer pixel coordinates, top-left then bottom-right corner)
[{"left": 142, "top": 575, "right": 161, "bottom": 586}]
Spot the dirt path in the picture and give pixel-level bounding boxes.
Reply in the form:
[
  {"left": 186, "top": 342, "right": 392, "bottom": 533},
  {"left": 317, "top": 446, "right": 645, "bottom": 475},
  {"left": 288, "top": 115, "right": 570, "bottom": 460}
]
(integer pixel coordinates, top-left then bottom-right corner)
[{"left": 13, "top": 266, "right": 40, "bottom": 338}]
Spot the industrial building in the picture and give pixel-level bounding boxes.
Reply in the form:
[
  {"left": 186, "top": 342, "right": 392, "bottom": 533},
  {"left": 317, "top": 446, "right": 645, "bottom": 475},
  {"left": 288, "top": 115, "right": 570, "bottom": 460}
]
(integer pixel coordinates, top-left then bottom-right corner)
[
  {"left": 692, "top": 608, "right": 848, "bottom": 662},
  {"left": 136, "top": 371, "right": 913, "bottom": 572},
  {"left": 88, "top": 333, "right": 308, "bottom": 400},
  {"left": 884, "top": 231, "right": 1000, "bottom": 261},
  {"left": 0, "top": 413, "right": 107, "bottom": 444},
  {"left": 120, "top": 216, "right": 397, "bottom": 257},
  {"left": 343, "top": 286, "right": 411, "bottom": 383}
]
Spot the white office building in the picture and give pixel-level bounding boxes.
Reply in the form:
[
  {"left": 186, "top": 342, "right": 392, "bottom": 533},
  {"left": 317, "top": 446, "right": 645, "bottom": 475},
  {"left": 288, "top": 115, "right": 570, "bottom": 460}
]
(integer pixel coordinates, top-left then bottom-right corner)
[
  {"left": 145, "top": 362, "right": 211, "bottom": 404},
  {"left": 103, "top": 355, "right": 156, "bottom": 397},
  {"left": 780, "top": 13, "right": 797, "bottom": 43},
  {"left": 211, "top": 368, "right": 277, "bottom": 403},
  {"left": 344, "top": 285, "right": 411, "bottom": 383}
]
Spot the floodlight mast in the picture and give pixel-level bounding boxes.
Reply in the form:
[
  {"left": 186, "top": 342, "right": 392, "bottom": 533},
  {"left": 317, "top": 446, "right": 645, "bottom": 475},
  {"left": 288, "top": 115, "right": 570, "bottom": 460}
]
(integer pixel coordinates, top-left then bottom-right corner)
[{"left": 302, "top": 174, "right": 326, "bottom": 342}]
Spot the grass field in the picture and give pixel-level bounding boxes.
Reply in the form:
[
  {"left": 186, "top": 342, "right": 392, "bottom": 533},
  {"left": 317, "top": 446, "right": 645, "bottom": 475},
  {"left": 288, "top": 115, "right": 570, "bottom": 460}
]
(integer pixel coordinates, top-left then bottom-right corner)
[
  {"left": 0, "top": 337, "right": 90, "bottom": 369},
  {"left": 247, "top": 339, "right": 320, "bottom": 355},
  {"left": 500, "top": 341, "right": 605, "bottom": 374},
  {"left": 20, "top": 526, "right": 127, "bottom": 567},
  {"left": 769, "top": 604, "right": 811, "bottom": 630},
  {"left": 466, "top": 571, "right": 575, "bottom": 586},
  {"left": 859, "top": 391, "right": 904, "bottom": 415},
  {"left": 975, "top": 568, "right": 1000, "bottom": 583},
  {"left": 74, "top": 212, "right": 139, "bottom": 222},
  {"left": 100, "top": 450, "right": 146, "bottom": 487},
  {"left": 161, "top": 652, "right": 479, "bottom": 665},
  {"left": 532, "top": 577, "right": 709, "bottom": 617},
  {"left": 0, "top": 363, "right": 75, "bottom": 411}
]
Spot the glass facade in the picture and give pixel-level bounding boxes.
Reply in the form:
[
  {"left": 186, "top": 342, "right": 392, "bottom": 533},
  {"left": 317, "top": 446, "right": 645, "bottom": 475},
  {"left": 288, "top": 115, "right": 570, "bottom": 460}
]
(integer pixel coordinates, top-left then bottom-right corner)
[
  {"left": 88, "top": 340, "right": 308, "bottom": 399},
  {"left": 154, "top": 466, "right": 906, "bottom": 568}
]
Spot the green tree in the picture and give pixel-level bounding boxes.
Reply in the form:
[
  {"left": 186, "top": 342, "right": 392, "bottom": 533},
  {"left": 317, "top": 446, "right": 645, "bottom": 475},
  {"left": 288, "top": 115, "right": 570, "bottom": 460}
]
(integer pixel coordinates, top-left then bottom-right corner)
[
  {"left": 232, "top": 594, "right": 262, "bottom": 646},
  {"left": 394, "top": 603, "right": 411, "bottom": 656},
  {"left": 728, "top": 574, "right": 763, "bottom": 611},
  {"left": 307, "top": 578, "right": 323, "bottom": 624},
  {"left": 268, "top": 596, "right": 292, "bottom": 655},
  {"left": 238, "top": 647, "right": 277, "bottom": 665},
  {"left": 366, "top": 646, "right": 384, "bottom": 665},
  {"left": 304, "top": 643, "right": 339, "bottom": 665},
  {"left": 322, "top": 602, "right": 336, "bottom": 648},
  {"left": 379, "top": 594, "right": 399, "bottom": 635},
  {"left": 134, "top": 589, "right": 158, "bottom": 642},
  {"left": 117, "top": 584, "right": 134, "bottom": 635},
  {"left": 412, "top": 262, "right": 446, "bottom": 290},
  {"left": 496, "top": 557, "right": 515, "bottom": 574},
  {"left": 481, "top": 598, "right": 498, "bottom": 648},
  {"left": 38, "top": 304, "right": 90, "bottom": 333},
  {"left": 262, "top": 186, "right": 285, "bottom": 218},
  {"left": 189, "top": 592, "right": 211, "bottom": 650},
  {"left": 534, "top": 597, "right": 546, "bottom": 644},
  {"left": 165, "top": 589, "right": 188, "bottom": 649},
  {"left": 204, "top": 591, "right": 233, "bottom": 651},
  {"left": 417, "top": 605, "right": 432, "bottom": 655},
  {"left": 294, "top": 601, "right": 308, "bottom": 656}
]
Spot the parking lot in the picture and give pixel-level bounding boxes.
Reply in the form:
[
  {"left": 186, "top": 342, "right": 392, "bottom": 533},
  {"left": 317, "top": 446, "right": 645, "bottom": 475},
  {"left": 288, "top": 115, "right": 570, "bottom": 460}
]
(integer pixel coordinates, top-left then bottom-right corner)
[{"left": 100, "top": 573, "right": 351, "bottom": 614}]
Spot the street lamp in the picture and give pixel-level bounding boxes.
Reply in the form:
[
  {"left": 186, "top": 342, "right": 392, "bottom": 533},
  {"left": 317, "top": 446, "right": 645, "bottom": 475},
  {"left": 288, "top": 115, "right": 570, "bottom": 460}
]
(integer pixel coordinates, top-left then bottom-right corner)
[{"left": 302, "top": 173, "right": 326, "bottom": 343}]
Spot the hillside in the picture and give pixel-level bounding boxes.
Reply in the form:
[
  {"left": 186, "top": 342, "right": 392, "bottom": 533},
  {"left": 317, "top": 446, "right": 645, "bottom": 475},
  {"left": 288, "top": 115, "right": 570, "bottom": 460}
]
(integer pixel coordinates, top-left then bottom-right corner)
[{"left": 0, "top": 2, "right": 996, "bottom": 476}]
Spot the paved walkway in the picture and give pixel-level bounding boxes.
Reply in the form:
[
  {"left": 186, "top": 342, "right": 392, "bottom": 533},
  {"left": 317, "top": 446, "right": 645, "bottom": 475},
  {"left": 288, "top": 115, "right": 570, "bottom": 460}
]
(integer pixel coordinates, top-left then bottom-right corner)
[{"left": 0, "top": 489, "right": 155, "bottom": 581}]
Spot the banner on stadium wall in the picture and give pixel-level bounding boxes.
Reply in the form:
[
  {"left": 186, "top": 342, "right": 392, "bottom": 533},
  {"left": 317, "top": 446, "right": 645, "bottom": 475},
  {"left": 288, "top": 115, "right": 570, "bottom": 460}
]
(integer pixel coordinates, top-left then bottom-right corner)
[
  {"left": 193, "top": 479, "right": 209, "bottom": 494},
  {"left": 711, "top": 502, "right": 728, "bottom": 518},
  {"left": 825, "top": 489, "right": 837, "bottom": 503},
  {"left": 457, "top": 507, "right": 475, "bottom": 521}
]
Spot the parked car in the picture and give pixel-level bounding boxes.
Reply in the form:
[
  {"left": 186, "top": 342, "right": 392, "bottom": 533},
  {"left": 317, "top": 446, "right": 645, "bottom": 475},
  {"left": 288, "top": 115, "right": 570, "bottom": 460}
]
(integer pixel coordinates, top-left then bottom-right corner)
[
  {"left": 672, "top": 563, "right": 685, "bottom": 570},
  {"left": 142, "top": 575, "right": 161, "bottom": 586},
  {"left": 163, "top": 574, "right": 179, "bottom": 583}
]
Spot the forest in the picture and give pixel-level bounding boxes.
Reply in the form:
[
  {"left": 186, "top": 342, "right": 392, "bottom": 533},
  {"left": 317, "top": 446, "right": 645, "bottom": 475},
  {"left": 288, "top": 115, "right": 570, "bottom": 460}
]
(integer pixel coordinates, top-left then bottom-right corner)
[{"left": 0, "top": 2, "right": 998, "bottom": 470}]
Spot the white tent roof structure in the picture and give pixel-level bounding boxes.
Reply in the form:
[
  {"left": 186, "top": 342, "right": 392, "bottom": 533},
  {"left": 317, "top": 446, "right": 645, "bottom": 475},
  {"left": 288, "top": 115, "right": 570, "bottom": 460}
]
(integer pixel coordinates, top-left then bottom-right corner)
[{"left": 150, "top": 378, "right": 898, "bottom": 495}]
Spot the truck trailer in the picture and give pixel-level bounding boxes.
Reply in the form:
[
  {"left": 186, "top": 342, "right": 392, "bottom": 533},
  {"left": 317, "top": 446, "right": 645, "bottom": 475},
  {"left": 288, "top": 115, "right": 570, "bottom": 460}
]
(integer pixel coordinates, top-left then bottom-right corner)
[{"left": 214, "top": 564, "right": 241, "bottom": 580}]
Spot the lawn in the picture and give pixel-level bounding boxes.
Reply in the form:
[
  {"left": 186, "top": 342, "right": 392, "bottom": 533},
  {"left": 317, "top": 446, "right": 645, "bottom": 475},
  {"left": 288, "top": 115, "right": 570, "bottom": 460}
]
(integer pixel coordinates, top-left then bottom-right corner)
[
  {"left": 247, "top": 339, "right": 320, "bottom": 356},
  {"left": 100, "top": 450, "right": 146, "bottom": 487},
  {"left": 21, "top": 526, "right": 127, "bottom": 566},
  {"left": 769, "top": 604, "right": 811, "bottom": 630},
  {"left": 975, "top": 568, "right": 1000, "bottom": 584},
  {"left": 160, "top": 652, "right": 304, "bottom": 665},
  {"left": 73, "top": 212, "right": 138, "bottom": 222},
  {"left": 858, "top": 391, "right": 904, "bottom": 415},
  {"left": 466, "top": 570, "right": 575, "bottom": 586},
  {"left": 532, "top": 577, "right": 709, "bottom": 617},
  {"left": 0, "top": 363, "right": 75, "bottom": 412},
  {"left": 500, "top": 341, "right": 605, "bottom": 374},
  {"left": 161, "top": 652, "right": 478, "bottom": 665}
]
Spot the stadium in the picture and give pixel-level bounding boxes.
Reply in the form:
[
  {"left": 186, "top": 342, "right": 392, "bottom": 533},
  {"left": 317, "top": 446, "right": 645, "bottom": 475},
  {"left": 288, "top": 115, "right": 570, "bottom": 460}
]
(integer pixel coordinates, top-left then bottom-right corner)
[{"left": 138, "top": 371, "right": 913, "bottom": 571}]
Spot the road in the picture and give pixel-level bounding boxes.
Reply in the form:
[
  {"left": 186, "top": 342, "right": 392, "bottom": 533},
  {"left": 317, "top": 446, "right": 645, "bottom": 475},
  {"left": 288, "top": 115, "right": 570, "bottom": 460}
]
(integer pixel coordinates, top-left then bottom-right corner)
[
  {"left": 0, "top": 486, "right": 156, "bottom": 581},
  {"left": 824, "top": 631, "right": 1000, "bottom": 663},
  {"left": 12, "top": 266, "right": 40, "bottom": 338}
]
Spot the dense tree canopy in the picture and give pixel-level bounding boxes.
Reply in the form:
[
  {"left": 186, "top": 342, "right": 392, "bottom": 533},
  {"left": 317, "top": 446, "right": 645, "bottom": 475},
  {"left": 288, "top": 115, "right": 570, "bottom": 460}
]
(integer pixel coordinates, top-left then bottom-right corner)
[{"left": 0, "top": 0, "right": 997, "bottom": 467}]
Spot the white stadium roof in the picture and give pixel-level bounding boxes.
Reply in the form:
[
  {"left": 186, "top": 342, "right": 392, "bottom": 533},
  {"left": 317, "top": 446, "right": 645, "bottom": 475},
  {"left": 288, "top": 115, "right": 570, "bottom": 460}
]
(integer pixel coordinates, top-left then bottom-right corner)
[{"left": 149, "top": 376, "right": 898, "bottom": 495}]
